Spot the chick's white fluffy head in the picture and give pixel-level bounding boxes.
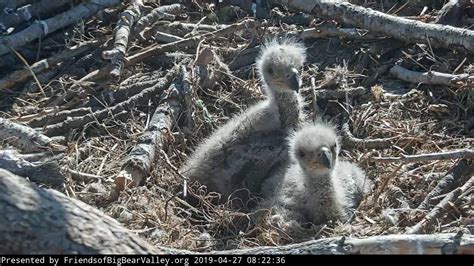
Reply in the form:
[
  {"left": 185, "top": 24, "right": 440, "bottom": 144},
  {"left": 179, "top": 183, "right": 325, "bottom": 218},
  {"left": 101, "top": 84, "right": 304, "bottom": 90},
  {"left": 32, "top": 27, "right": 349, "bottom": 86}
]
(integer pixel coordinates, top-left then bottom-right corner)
[
  {"left": 256, "top": 38, "right": 306, "bottom": 94},
  {"left": 289, "top": 122, "right": 340, "bottom": 176}
]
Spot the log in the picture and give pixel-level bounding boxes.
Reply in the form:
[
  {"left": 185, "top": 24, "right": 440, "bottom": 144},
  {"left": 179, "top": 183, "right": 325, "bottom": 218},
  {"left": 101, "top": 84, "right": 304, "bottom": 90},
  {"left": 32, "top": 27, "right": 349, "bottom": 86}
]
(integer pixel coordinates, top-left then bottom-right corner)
[
  {"left": 0, "top": 0, "right": 121, "bottom": 57},
  {"left": 271, "top": 0, "right": 474, "bottom": 52},
  {"left": 1, "top": 169, "right": 472, "bottom": 254},
  {"left": 0, "top": 169, "right": 169, "bottom": 254},
  {"left": 0, "top": 150, "right": 64, "bottom": 186}
]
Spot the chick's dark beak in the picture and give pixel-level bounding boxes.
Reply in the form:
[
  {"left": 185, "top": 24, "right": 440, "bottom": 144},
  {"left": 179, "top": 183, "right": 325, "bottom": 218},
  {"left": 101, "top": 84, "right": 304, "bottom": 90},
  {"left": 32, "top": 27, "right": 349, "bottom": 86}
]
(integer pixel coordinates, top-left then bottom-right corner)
[
  {"left": 320, "top": 148, "right": 333, "bottom": 169},
  {"left": 288, "top": 67, "right": 301, "bottom": 92}
]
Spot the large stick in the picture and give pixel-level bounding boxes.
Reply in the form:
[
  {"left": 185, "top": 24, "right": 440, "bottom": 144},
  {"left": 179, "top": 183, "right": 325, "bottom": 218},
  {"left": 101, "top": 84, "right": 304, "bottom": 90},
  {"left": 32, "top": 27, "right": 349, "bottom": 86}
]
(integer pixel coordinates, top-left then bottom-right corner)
[
  {"left": 371, "top": 149, "right": 474, "bottom": 163},
  {"left": 0, "top": 0, "right": 70, "bottom": 30},
  {"left": 102, "top": 0, "right": 144, "bottom": 79},
  {"left": 0, "top": 117, "right": 55, "bottom": 152},
  {"left": 390, "top": 65, "right": 474, "bottom": 87},
  {"left": 272, "top": 0, "right": 474, "bottom": 52},
  {"left": 122, "top": 64, "right": 189, "bottom": 186},
  {"left": 1, "top": 169, "right": 472, "bottom": 254},
  {"left": 0, "top": 42, "right": 96, "bottom": 91},
  {"left": 407, "top": 176, "right": 473, "bottom": 234},
  {"left": 0, "top": 0, "right": 121, "bottom": 57},
  {"left": 417, "top": 159, "right": 474, "bottom": 210}
]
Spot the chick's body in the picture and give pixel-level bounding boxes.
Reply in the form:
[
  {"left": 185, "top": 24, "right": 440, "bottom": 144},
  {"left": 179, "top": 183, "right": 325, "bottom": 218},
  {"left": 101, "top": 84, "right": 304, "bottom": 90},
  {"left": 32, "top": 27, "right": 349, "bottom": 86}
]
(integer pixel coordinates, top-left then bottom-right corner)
[
  {"left": 181, "top": 39, "right": 306, "bottom": 208},
  {"left": 262, "top": 123, "right": 372, "bottom": 226}
]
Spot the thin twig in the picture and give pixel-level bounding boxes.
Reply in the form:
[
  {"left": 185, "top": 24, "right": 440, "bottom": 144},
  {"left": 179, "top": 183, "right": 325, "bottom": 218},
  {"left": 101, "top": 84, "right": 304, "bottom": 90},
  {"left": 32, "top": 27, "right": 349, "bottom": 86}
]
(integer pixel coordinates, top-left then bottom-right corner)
[{"left": 371, "top": 149, "right": 474, "bottom": 163}]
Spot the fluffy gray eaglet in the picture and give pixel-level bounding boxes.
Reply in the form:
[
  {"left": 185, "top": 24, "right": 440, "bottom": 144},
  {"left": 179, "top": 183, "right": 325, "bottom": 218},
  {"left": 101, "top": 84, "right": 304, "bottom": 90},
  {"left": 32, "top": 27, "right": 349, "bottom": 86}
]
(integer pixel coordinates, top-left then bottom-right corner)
[
  {"left": 261, "top": 122, "right": 372, "bottom": 227},
  {"left": 180, "top": 38, "right": 307, "bottom": 209}
]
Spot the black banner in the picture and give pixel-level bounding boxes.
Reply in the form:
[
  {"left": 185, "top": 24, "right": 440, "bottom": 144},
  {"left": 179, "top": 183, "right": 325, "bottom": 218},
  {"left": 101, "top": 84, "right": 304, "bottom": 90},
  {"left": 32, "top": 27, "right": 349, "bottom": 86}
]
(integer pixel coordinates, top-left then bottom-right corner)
[{"left": 0, "top": 254, "right": 471, "bottom": 266}]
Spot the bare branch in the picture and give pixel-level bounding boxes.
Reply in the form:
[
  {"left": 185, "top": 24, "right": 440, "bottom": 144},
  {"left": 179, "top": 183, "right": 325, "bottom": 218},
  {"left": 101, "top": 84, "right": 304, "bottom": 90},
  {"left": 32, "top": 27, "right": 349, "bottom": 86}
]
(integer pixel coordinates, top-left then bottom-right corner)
[
  {"left": 122, "top": 64, "right": 189, "bottom": 186},
  {"left": 341, "top": 122, "right": 400, "bottom": 150},
  {"left": 42, "top": 64, "right": 182, "bottom": 137},
  {"left": 0, "top": 42, "right": 97, "bottom": 91},
  {"left": 390, "top": 65, "right": 474, "bottom": 87},
  {"left": 0, "top": 117, "right": 59, "bottom": 153},
  {"left": 134, "top": 4, "right": 184, "bottom": 34},
  {"left": 0, "top": 0, "right": 121, "bottom": 56},
  {"left": 371, "top": 149, "right": 474, "bottom": 163},
  {"left": 407, "top": 177, "right": 474, "bottom": 234},
  {"left": 418, "top": 159, "right": 474, "bottom": 210},
  {"left": 271, "top": 0, "right": 474, "bottom": 52},
  {"left": 102, "top": 0, "right": 144, "bottom": 79},
  {"left": 0, "top": 150, "right": 64, "bottom": 186}
]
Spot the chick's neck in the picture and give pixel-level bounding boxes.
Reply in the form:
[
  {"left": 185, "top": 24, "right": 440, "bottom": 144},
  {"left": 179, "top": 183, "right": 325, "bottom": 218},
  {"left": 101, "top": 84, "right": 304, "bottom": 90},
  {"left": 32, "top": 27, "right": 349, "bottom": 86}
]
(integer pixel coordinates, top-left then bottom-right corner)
[{"left": 271, "top": 90, "right": 300, "bottom": 130}]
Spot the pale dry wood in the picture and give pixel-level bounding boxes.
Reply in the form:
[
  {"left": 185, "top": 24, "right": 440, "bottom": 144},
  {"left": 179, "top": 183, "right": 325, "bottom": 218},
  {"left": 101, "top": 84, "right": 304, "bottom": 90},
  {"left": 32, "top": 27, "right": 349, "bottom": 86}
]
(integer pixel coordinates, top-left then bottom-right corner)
[
  {"left": 341, "top": 122, "right": 402, "bottom": 150},
  {"left": 0, "top": 117, "right": 54, "bottom": 152},
  {"left": 298, "top": 24, "right": 376, "bottom": 40},
  {"left": 122, "top": 65, "right": 189, "bottom": 186},
  {"left": 134, "top": 4, "right": 184, "bottom": 34},
  {"left": 1, "top": 167, "right": 472, "bottom": 254},
  {"left": 0, "top": 0, "right": 121, "bottom": 56},
  {"left": 0, "top": 42, "right": 96, "bottom": 91},
  {"left": 271, "top": 0, "right": 474, "bottom": 52},
  {"left": 143, "top": 21, "right": 226, "bottom": 40},
  {"left": 390, "top": 65, "right": 474, "bottom": 87},
  {"left": 418, "top": 159, "right": 474, "bottom": 210},
  {"left": 227, "top": 233, "right": 473, "bottom": 254},
  {"left": 407, "top": 176, "right": 474, "bottom": 234},
  {"left": 102, "top": 0, "right": 144, "bottom": 79},
  {"left": 371, "top": 149, "right": 474, "bottom": 163}
]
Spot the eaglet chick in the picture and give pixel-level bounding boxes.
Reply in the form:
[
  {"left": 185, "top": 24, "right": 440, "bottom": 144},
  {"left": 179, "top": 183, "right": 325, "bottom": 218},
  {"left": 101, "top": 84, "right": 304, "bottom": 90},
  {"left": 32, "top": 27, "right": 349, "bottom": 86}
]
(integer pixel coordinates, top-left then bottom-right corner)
[
  {"left": 261, "top": 122, "right": 372, "bottom": 228},
  {"left": 180, "top": 38, "right": 307, "bottom": 209}
]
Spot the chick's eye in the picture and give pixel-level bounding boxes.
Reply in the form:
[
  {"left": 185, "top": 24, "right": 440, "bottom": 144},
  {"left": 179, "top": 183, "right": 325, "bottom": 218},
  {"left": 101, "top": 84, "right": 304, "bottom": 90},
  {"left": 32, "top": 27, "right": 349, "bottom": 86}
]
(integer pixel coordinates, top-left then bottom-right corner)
[
  {"left": 298, "top": 151, "right": 306, "bottom": 158},
  {"left": 268, "top": 67, "right": 274, "bottom": 75}
]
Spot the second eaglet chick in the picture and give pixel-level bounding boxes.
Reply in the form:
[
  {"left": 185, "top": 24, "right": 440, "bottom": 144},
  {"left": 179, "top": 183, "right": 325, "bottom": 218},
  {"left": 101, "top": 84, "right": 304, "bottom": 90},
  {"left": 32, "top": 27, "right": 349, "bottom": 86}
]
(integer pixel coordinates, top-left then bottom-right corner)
[
  {"left": 263, "top": 123, "right": 372, "bottom": 227},
  {"left": 181, "top": 38, "right": 306, "bottom": 208}
]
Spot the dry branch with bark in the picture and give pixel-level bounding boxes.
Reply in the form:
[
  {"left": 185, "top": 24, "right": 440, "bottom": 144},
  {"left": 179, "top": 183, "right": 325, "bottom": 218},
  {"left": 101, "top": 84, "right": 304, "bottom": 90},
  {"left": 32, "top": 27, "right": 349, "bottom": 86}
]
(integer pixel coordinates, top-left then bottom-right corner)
[
  {"left": 1, "top": 168, "right": 473, "bottom": 254},
  {"left": 390, "top": 65, "right": 474, "bottom": 87},
  {"left": 122, "top": 64, "right": 190, "bottom": 186},
  {"left": 0, "top": 0, "right": 121, "bottom": 57},
  {"left": 273, "top": 0, "right": 474, "bottom": 52}
]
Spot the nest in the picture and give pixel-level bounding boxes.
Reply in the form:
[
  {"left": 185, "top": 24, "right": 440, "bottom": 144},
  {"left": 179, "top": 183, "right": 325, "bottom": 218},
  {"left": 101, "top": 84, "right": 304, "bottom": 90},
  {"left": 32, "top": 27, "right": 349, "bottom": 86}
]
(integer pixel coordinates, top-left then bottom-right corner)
[{"left": 0, "top": 0, "right": 472, "bottom": 252}]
